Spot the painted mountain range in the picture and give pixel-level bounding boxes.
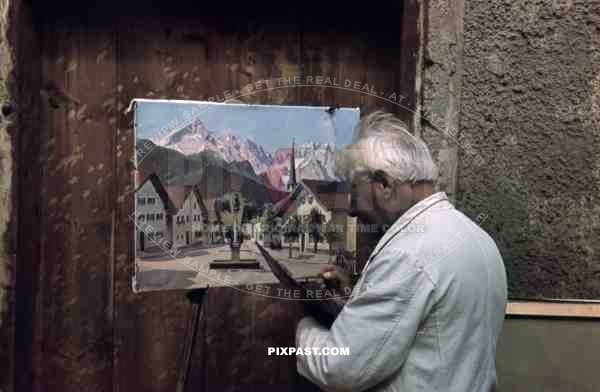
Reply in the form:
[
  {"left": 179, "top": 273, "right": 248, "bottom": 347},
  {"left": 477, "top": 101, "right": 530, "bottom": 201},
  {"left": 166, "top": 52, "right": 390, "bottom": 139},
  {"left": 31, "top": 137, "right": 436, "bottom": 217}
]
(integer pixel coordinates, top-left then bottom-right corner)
[
  {"left": 155, "top": 117, "right": 273, "bottom": 174},
  {"left": 151, "top": 117, "right": 338, "bottom": 189}
]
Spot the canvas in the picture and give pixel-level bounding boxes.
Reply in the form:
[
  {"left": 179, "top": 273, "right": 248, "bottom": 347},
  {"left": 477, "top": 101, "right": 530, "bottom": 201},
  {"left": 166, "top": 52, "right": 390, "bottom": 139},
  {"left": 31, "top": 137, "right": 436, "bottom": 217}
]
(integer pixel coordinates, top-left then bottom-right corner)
[{"left": 132, "top": 99, "right": 360, "bottom": 292}]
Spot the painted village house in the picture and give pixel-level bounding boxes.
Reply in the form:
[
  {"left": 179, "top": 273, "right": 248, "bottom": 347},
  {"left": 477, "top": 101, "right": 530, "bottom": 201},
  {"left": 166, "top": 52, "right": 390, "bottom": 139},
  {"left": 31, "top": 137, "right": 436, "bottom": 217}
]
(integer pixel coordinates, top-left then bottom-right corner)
[
  {"left": 135, "top": 158, "right": 289, "bottom": 253},
  {"left": 135, "top": 172, "right": 213, "bottom": 251},
  {"left": 166, "top": 185, "right": 209, "bottom": 247},
  {"left": 273, "top": 141, "right": 357, "bottom": 254},
  {"left": 135, "top": 173, "right": 176, "bottom": 251},
  {"left": 275, "top": 179, "right": 357, "bottom": 253}
]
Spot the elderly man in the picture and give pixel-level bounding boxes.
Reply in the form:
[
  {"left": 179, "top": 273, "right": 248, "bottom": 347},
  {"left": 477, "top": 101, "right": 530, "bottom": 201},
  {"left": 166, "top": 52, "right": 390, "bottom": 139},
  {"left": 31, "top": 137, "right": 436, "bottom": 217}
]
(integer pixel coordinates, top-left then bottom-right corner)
[{"left": 295, "top": 111, "right": 507, "bottom": 392}]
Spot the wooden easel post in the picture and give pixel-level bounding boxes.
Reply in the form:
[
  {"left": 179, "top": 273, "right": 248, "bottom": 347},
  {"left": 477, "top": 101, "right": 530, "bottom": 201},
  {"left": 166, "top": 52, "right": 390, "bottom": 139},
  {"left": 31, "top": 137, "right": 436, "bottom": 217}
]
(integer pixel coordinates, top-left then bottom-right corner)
[{"left": 176, "top": 288, "right": 208, "bottom": 392}]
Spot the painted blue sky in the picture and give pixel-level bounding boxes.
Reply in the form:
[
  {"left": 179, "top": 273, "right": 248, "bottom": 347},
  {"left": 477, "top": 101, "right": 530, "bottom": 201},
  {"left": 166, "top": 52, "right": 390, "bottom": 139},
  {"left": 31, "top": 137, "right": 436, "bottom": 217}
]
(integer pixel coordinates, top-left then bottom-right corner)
[{"left": 135, "top": 100, "right": 360, "bottom": 152}]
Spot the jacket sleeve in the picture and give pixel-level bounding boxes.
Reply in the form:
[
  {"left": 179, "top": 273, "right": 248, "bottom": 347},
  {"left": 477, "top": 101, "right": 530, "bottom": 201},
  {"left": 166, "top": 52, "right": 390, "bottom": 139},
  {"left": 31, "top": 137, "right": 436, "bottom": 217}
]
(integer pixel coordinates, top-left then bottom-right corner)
[{"left": 295, "top": 245, "right": 436, "bottom": 392}]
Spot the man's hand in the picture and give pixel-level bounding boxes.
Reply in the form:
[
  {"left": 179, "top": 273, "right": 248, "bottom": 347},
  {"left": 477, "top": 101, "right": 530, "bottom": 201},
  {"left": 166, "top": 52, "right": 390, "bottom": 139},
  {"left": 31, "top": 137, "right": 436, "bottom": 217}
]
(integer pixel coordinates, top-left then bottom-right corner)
[{"left": 320, "top": 265, "right": 353, "bottom": 296}]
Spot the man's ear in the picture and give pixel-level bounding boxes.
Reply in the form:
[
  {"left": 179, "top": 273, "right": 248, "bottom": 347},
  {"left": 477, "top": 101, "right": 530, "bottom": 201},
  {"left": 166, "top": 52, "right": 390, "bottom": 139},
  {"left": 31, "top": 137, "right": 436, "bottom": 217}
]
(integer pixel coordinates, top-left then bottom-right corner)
[
  {"left": 381, "top": 185, "right": 394, "bottom": 200},
  {"left": 371, "top": 181, "right": 392, "bottom": 202}
]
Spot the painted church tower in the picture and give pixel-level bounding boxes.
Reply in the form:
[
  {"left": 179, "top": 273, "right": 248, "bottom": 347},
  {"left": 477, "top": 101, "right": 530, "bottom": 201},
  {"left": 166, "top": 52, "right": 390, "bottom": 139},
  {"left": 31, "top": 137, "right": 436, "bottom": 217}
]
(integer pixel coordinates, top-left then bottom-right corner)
[{"left": 287, "top": 139, "right": 297, "bottom": 192}]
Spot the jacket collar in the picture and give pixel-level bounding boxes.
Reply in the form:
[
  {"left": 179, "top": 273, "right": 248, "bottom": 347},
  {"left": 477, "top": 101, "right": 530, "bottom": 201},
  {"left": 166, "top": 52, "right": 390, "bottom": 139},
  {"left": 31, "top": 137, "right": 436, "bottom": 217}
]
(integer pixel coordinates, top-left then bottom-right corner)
[{"left": 367, "top": 192, "right": 450, "bottom": 262}]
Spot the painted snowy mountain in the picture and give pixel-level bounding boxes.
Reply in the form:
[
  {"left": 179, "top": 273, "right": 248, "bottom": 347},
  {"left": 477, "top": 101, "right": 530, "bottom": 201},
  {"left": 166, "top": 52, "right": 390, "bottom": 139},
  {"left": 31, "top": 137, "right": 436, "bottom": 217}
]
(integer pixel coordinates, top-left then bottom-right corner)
[
  {"left": 264, "top": 143, "right": 338, "bottom": 190},
  {"left": 155, "top": 118, "right": 273, "bottom": 174},
  {"left": 152, "top": 118, "right": 338, "bottom": 189}
]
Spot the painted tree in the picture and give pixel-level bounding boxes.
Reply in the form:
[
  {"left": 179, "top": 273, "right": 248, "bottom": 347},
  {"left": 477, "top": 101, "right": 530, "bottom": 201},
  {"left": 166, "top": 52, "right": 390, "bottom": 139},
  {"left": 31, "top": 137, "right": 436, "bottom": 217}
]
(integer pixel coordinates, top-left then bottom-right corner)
[
  {"left": 309, "top": 208, "right": 325, "bottom": 253},
  {"left": 283, "top": 214, "right": 301, "bottom": 258},
  {"left": 218, "top": 192, "right": 246, "bottom": 226},
  {"left": 323, "top": 219, "right": 344, "bottom": 263},
  {"left": 261, "top": 205, "right": 280, "bottom": 248},
  {"left": 224, "top": 225, "right": 245, "bottom": 245},
  {"left": 216, "top": 192, "right": 248, "bottom": 247},
  {"left": 233, "top": 193, "right": 241, "bottom": 214},
  {"left": 298, "top": 214, "right": 308, "bottom": 255}
]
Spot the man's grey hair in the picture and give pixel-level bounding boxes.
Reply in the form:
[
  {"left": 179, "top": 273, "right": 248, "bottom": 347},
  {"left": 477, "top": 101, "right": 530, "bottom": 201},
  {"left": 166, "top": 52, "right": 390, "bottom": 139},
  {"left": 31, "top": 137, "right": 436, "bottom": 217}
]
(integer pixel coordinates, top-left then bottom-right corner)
[{"left": 336, "top": 111, "right": 438, "bottom": 184}]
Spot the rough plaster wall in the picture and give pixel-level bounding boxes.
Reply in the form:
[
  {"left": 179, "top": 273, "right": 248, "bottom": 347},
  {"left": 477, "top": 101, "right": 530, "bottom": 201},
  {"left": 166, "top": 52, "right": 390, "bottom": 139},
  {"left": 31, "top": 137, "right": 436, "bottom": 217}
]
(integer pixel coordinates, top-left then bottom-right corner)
[
  {"left": 419, "top": 0, "right": 464, "bottom": 201},
  {"left": 457, "top": 0, "right": 600, "bottom": 298}
]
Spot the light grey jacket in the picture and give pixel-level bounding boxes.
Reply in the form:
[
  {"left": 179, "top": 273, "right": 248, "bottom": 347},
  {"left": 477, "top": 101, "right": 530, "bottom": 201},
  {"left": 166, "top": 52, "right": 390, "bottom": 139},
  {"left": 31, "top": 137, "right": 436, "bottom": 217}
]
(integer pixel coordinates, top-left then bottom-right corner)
[{"left": 296, "top": 192, "right": 507, "bottom": 392}]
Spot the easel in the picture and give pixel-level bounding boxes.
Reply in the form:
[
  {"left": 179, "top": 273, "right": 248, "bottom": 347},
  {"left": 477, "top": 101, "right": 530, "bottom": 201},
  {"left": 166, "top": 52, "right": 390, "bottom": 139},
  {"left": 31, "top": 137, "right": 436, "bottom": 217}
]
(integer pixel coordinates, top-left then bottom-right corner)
[{"left": 176, "top": 287, "right": 209, "bottom": 392}]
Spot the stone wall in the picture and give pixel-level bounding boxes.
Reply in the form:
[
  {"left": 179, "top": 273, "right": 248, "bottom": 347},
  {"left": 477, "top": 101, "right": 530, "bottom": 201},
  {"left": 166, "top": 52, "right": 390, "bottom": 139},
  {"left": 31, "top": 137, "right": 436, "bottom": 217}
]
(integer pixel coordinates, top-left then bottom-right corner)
[
  {"left": 419, "top": 0, "right": 465, "bottom": 202},
  {"left": 1, "top": 1, "right": 43, "bottom": 389},
  {"left": 0, "top": 0, "right": 15, "bottom": 390}
]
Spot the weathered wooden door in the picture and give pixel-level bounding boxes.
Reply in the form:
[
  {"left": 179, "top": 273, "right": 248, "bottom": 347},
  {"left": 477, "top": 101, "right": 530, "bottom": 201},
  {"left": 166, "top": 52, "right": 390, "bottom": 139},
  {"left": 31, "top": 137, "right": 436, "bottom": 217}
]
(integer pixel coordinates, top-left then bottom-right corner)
[{"left": 5, "top": 0, "right": 420, "bottom": 391}]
